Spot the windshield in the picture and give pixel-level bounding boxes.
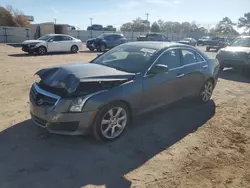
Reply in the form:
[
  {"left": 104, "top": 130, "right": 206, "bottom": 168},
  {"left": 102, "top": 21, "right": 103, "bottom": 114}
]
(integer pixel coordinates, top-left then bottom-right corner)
[
  {"left": 38, "top": 35, "right": 52, "bottom": 41},
  {"left": 92, "top": 45, "right": 157, "bottom": 73},
  {"left": 230, "top": 38, "right": 250, "bottom": 47}
]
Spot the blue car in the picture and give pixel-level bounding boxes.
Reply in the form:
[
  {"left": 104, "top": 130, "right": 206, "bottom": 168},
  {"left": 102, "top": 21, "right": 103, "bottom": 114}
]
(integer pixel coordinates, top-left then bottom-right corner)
[{"left": 86, "top": 33, "right": 127, "bottom": 52}]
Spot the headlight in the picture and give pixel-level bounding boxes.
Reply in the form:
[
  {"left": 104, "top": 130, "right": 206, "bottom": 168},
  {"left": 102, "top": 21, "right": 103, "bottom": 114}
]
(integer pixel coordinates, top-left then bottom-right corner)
[{"left": 69, "top": 97, "right": 86, "bottom": 112}]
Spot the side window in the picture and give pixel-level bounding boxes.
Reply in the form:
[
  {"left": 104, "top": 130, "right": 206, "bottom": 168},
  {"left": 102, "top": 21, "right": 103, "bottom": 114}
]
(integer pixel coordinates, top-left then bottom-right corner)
[
  {"left": 156, "top": 49, "right": 181, "bottom": 69},
  {"left": 61, "top": 36, "right": 72, "bottom": 41},
  {"left": 105, "top": 35, "right": 115, "bottom": 41},
  {"left": 52, "top": 36, "right": 62, "bottom": 41},
  {"left": 181, "top": 49, "right": 204, "bottom": 65}
]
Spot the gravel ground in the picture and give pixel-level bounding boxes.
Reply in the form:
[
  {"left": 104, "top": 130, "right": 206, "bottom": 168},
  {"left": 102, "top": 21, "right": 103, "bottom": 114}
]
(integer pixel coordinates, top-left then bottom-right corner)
[{"left": 0, "top": 44, "right": 250, "bottom": 188}]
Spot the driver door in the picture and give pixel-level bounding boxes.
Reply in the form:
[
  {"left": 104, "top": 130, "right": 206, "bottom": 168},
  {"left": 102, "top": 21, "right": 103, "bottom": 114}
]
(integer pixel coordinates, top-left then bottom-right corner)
[
  {"left": 141, "top": 49, "right": 185, "bottom": 113},
  {"left": 47, "top": 36, "right": 62, "bottom": 52}
]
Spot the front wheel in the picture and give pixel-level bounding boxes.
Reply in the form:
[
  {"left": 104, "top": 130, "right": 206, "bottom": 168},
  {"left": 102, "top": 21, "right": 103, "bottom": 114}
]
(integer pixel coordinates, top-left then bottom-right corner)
[
  {"left": 98, "top": 44, "right": 106, "bottom": 52},
  {"left": 198, "top": 80, "right": 214, "bottom": 103},
  {"left": 88, "top": 47, "right": 95, "bottom": 52},
  {"left": 92, "top": 102, "right": 130, "bottom": 141},
  {"left": 38, "top": 46, "right": 47, "bottom": 55}
]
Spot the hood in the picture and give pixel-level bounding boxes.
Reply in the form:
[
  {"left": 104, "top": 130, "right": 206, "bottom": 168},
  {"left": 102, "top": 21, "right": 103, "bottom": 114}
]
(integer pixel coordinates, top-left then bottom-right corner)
[
  {"left": 222, "top": 46, "right": 250, "bottom": 53},
  {"left": 36, "top": 63, "right": 135, "bottom": 94},
  {"left": 87, "top": 38, "right": 96, "bottom": 42},
  {"left": 22, "top": 40, "right": 45, "bottom": 44},
  {"left": 179, "top": 40, "right": 190, "bottom": 43}
]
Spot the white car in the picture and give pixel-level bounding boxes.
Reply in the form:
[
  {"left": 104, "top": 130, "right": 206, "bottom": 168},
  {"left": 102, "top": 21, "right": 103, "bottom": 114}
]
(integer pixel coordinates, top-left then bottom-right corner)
[{"left": 22, "top": 34, "right": 83, "bottom": 55}]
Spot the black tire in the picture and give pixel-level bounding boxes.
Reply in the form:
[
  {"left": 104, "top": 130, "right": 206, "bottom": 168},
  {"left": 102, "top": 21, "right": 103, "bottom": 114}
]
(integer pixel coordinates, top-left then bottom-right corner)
[
  {"left": 98, "top": 44, "right": 106, "bottom": 52},
  {"left": 198, "top": 79, "right": 214, "bottom": 103},
  {"left": 92, "top": 101, "right": 131, "bottom": 141},
  {"left": 206, "top": 47, "right": 210, "bottom": 52},
  {"left": 38, "top": 46, "right": 47, "bottom": 55},
  {"left": 88, "top": 48, "right": 95, "bottom": 52},
  {"left": 71, "top": 45, "right": 79, "bottom": 53}
]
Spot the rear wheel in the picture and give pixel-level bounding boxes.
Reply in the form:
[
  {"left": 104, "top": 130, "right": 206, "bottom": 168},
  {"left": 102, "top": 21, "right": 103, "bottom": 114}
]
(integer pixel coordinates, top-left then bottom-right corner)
[
  {"left": 38, "top": 46, "right": 47, "bottom": 55},
  {"left": 198, "top": 80, "right": 214, "bottom": 103},
  {"left": 71, "top": 45, "right": 79, "bottom": 53},
  {"left": 92, "top": 102, "right": 130, "bottom": 141}
]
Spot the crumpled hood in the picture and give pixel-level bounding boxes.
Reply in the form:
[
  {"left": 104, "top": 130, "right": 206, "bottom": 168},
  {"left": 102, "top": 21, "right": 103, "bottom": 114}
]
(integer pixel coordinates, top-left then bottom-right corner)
[
  {"left": 36, "top": 63, "right": 135, "bottom": 93},
  {"left": 22, "top": 40, "right": 45, "bottom": 44},
  {"left": 223, "top": 46, "right": 250, "bottom": 53}
]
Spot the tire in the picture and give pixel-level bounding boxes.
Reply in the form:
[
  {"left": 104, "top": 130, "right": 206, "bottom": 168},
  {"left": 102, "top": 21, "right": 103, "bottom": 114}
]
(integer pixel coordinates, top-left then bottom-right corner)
[
  {"left": 98, "top": 44, "right": 106, "bottom": 52},
  {"left": 38, "top": 46, "right": 47, "bottom": 55},
  {"left": 88, "top": 48, "right": 95, "bottom": 52},
  {"left": 71, "top": 45, "right": 79, "bottom": 53},
  {"left": 206, "top": 47, "right": 210, "bottom": 52},
  {"left": 92, "top": 102, "right": 131, "bottom": 141},
  {"left": 198, "top": 80, "right": 214, "bottom": 103},
  {"left": 28, "top": 51, "right": 33, "bottom": 55}
]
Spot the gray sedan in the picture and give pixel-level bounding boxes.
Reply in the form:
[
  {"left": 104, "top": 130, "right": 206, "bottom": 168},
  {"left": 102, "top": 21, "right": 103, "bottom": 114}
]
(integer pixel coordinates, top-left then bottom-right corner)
[{"left": 30, "top": 42, "right": 220, "bottom": 141}]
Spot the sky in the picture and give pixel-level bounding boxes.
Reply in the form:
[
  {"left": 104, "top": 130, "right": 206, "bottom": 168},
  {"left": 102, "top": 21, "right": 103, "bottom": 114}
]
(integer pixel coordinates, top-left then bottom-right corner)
[{"left": 0, "top": 0, "right": 249, "bottom": 30}]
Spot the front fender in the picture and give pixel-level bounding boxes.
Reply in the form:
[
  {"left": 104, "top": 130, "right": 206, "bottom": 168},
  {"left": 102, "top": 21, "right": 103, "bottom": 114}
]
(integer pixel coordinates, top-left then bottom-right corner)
[{"left": 83, "top": 80, "right": 143, "bottom": 115}]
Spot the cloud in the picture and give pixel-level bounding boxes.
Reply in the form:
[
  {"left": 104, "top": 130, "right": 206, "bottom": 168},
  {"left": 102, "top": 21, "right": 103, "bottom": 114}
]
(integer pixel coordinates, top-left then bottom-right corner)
[
  {"left": 146, "top": 0, "right": 180, "bottom": 6},
  {"left": 118, "top": 1, "right": 140, "bottom": 9},
  {"left": 51, "top": 8, "right": 59, "bottom": 13}
]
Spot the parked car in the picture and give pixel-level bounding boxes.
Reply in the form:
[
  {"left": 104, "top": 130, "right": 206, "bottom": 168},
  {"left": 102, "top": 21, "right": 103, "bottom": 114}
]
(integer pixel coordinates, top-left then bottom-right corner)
[
  {"left": 22, "top": 34, "right": 82, "bottom": 55},
  {"left": 197, "top": 36, "right": 212, "bottom": 46},
  {"left": 137, "top": 33, "right": 169, "bottom": 42},
  {"left": 205, "top": 37, "right": 230, "bottom": 52},
  {"left": 216, "top": 36, "right": 250, "bottom": 71},
  {"left": 30, "top": 42, "right": 219, "bottom": 141},
  {"left": 178, "top": 38, "right": 197, "bottom": 46},
  {"left": 86, "top": 33, "right": 127, "bottom": 52}
]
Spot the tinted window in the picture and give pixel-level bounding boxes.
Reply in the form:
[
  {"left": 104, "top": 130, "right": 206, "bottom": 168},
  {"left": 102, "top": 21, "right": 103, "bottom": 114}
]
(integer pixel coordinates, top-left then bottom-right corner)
[
  {"left": 61, "top": 36, "right": 73, "bottom": 41},
  {"left": 105, "top": 35, "right": 116, "bottom": 41},
  {"left": 181, "top": 49, "right": 204, "bottom": 65},
  {"left": 156, "top": 49, "right": 181, "bottom": 69},
  {"left": 230, "top": 38, "right": 250, "bottom": 47},
  {"left": 52, "top": 36, "right": 62, "bottom": 41}
]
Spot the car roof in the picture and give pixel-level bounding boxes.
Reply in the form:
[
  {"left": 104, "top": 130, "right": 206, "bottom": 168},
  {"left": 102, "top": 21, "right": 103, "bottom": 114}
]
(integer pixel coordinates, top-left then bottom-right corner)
[
  {"left": 46, "top": 34, "right": 73, "bottom": 37},
  {"left": 121, "top": 41, "right": 191, "bottom": 50}
]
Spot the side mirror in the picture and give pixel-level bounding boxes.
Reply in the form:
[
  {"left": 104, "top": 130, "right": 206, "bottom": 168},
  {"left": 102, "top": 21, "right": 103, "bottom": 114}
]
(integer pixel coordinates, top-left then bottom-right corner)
[{"left": 148, "top": 64, "right": 169, "bottom": 75}]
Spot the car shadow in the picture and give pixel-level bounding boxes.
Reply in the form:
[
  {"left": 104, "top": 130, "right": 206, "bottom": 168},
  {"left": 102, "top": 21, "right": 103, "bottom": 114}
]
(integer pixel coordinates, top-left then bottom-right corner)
[
  {"left": 8, "top": 52, "right": 79, "bottom": 57},
  {"left": 0, "top": 100, "right": 215, "bottom": 188},
  {"left": 219, "top": 68, "right": 250, "bottom": 83},
  {"left": 7, "top": 43, "right": 22, "bottom": 48}
]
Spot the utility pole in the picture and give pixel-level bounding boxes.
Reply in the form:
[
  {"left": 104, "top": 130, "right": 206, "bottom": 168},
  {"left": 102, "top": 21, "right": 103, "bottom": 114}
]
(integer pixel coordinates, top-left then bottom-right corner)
[
  {"left": 145, "top": 13, "right": 150, "bottom": 33},
  {"left": 54, "top": 18, "right": 57, "bottom": 24},
  {"left": 145, "top": 13, "right": 149, "bottom": 21},
  {"left": 89, "top": 18, "right": 93, "bottom": 26}
]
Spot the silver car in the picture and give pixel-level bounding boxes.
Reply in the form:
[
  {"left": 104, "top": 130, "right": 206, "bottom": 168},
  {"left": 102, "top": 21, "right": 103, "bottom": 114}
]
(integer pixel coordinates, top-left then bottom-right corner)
[
  {"left": 216, "top": 36, "right": 250, "bottom": 71},
  {"left": 30, "top": 42, "right": 220, "bottom": 141}
]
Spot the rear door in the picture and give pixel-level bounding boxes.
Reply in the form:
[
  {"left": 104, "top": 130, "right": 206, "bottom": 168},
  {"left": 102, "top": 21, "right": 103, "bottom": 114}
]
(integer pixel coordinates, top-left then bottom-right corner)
[
  {"left": 141, "top": 49, "right": 185, "bottom": 112},
  {"left": 59, "top": 36, "right": 74, "bottom": 51},
  {"left": 47, "top": 36, "right": 62, "bottom": 52},
  {"left": 179, "top": 48, "right": 207, "bottom": 96}
]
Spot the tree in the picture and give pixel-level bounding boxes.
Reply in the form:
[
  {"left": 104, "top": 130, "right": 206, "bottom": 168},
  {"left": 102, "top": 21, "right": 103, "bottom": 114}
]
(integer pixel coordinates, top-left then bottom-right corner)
[
  {"left": 238, "top": 12, "right": 250, "bottom": 34},
  {"left": 157, "top": 19, "right": 165, "bottom": 32},
  {"left": 151, "top": 22, "right": 160, "bottom": 32},
  {"left": 120, "top": 22, "right": 133, "bottom": 32},
  {"left": 0, "top": 5, "right": 30, "bottom": 27},
  {"left": 215, "top": 17, "right": 238, "bottom": 35}
]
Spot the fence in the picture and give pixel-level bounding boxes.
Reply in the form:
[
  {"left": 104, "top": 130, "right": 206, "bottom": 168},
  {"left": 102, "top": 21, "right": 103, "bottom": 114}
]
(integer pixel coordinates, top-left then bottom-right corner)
[
  {"left": 68, "top": 30, "right": 189, "bottom": 42},
  {"left": 0, "top": 26, "right": 31, "bottom": 43},
  {"left": 0, "top": 26, "right": 206, "bottom": 43}
]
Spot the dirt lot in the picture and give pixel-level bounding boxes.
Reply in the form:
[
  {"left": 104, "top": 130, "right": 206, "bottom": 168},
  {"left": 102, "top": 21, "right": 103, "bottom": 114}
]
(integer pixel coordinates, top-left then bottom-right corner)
[{"left": 0, "top": 44, "right": 250, "bottom": 188}]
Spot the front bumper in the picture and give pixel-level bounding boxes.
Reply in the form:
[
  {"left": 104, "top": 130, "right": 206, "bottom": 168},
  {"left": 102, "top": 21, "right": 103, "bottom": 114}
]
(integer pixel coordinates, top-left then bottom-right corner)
[
  {"left": 29, "top": 83, "right": 97, "bottom": 135},
  {"left": 22, "top": 44, "right": 39, "bottom": 53}
]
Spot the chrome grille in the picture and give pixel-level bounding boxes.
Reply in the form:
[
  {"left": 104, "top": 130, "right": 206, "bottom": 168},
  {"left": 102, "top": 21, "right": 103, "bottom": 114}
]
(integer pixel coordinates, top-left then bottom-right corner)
[{"left": 30, "top": 83, "right": 60, "bottom": 106}]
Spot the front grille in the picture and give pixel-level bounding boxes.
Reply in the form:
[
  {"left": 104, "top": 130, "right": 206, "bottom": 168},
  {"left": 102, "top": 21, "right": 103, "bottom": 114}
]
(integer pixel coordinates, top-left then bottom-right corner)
[{"left": 30, "top": 84, "right": 59, "bottom": 106}]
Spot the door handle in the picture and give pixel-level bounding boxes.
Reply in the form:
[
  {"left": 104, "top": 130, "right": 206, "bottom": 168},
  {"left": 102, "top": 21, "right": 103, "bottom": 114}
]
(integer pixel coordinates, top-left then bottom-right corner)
[
  {"left": 202, "top": 65, "right": 208, "bottom": 69},
  {"left": 177, "top": 73, "right": 185, "bottom": 78}
]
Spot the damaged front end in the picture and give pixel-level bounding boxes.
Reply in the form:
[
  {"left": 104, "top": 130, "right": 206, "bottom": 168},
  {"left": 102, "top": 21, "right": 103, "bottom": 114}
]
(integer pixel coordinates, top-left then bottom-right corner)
[{"left": 35, "top": 65, "right": 134, "bottom": 97}]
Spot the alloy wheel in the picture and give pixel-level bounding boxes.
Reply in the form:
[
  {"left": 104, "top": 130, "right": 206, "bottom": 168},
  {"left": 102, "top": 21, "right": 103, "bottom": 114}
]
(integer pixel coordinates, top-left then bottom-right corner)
[
  {"left": 39, "top": 47, "right": 46, "bottom": 55},
  {"left": 200, "top": 81, "right": 214, "bottom": 102},
  {"left": 100, "top": 107, "right": 127, "bottom": 139}
]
